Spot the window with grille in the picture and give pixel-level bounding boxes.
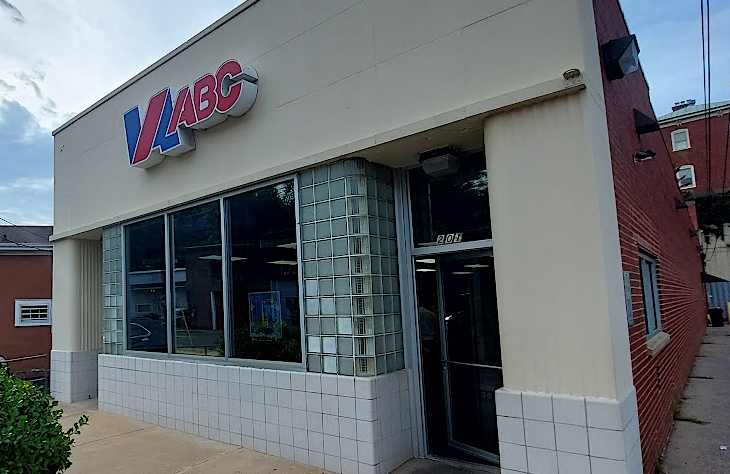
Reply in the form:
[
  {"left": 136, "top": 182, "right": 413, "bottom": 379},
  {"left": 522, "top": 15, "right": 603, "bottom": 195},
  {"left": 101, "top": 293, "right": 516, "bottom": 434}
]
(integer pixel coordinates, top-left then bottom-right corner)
[{"left": 14, "top": 299, "right": 52, "bottom": 327}]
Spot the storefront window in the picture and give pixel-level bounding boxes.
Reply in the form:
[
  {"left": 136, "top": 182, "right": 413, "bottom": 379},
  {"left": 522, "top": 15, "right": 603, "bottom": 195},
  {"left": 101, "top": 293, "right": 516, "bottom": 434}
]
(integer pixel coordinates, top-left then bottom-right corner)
[
  {"left": 227, "top": 181, "right": 301, "bottom": 362},
  {"left": 409, "top": 152, "right": 492, "bottom": 247},
  {"left": 170, "top": 202, "right": 224, "bottom": 357},
  {"left": 125, "top": 217, "right": 168, "bottom": 352},
  {"left": 122, "top": 180, "right": 302, "bottom": 364}
]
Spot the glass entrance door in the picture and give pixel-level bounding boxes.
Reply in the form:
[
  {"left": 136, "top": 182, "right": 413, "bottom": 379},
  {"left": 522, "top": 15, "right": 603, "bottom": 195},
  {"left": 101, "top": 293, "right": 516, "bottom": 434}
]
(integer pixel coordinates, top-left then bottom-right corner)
[{"left": 415, "top": 252, "right": 502, "bottom": 464}]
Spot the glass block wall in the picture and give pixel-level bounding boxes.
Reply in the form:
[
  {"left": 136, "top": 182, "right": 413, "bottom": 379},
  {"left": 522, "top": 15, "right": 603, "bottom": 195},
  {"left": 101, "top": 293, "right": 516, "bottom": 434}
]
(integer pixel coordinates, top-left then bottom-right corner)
[
  {"left": 300, "top": 158, "right": 404, "bottom": 376},
  {"left": 102, "top": 225, "right": 124, "bottom": 355}
]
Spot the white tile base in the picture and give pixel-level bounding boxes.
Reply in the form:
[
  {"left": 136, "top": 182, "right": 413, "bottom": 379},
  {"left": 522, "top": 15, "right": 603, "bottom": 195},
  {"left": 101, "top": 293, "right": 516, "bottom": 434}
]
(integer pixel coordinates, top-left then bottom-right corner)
[
  {"left": 50, "top": 350, "right": 100, "bottom": 403},
  {"left": 495, "top": 386, "right": 642, "bottom": 474},
  {"left": 97, "top": 355, "right": 412, "bottom": 474}
]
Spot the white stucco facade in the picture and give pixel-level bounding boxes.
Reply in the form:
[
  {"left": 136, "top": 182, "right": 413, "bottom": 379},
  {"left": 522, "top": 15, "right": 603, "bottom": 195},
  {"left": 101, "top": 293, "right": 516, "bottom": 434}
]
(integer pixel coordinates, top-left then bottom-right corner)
[{"left": 51, "top": 1, "right": 642, "bottom": 473}]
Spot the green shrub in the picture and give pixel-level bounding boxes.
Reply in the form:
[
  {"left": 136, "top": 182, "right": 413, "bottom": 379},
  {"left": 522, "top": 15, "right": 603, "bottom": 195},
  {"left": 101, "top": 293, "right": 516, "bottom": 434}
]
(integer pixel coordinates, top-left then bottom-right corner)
[{"left": 0, "top": 366, "right": 88, "bottom": 473}]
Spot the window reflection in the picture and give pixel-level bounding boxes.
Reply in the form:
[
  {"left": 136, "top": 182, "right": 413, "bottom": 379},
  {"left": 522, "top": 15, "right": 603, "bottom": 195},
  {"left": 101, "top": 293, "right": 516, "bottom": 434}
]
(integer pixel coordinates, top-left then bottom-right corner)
[
  {"left": 228, "top": 181, "right": 301, "bottom": 362},
  {"left": 171, "top": 202, "right": 224, "bottom": 356},
  {"left": 125, "top": 217, "right": 168, "bottom": 352},
  {"left": 409, "top": 152, "right": 491, "bottom": 247}
]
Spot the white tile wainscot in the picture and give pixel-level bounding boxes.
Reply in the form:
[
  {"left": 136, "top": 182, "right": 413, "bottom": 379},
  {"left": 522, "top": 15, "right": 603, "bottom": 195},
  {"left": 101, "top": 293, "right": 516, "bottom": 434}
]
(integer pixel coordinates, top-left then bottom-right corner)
[
  {"left": 97, "top": 355, "right": 413, "bottom": 474},
  {"left": 50, "top": 349, "right": 100, "bottom": 403},
  {"left": 495, "top": 387, "right": 642, "bottom": 474}
]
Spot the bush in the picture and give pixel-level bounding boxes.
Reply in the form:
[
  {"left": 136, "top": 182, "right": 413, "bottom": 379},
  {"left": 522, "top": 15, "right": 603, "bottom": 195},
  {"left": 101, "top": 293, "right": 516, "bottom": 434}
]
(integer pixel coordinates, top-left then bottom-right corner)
[{"left": 0, "top": 366, "right": 88, "bottom": 473}]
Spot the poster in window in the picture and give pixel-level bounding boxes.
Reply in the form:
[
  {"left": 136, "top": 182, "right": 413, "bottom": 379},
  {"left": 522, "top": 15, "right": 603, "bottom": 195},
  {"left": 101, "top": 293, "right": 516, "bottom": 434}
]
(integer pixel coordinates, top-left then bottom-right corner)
[{"left": 249, "top": 291, "right": 282, "bottom": 339}]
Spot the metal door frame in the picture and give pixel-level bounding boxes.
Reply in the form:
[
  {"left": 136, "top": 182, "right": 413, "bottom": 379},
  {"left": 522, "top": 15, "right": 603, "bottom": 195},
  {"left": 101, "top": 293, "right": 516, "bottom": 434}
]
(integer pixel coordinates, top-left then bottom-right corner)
[
  {"left": 436, "top": 252, "right": 500, "bottom": 464},
  {"left": 394, "top": 163, "right": 499, "bottom": 464}
]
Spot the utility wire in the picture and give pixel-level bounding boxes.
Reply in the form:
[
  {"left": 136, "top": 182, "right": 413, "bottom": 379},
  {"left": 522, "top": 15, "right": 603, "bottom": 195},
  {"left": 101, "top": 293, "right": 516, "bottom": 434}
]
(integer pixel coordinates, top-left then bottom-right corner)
[
  {"left": 722, "top": 98, "right": 730, "bottom": 198},
  {"left": 0, "top": 216, "right": 50, "bottom": 240},
  {"left": 0, "top": 235, "right": 49, "bottom": 252},
  {"left": 706, "top": 0, "right": 712, "bottom": 193},
  {"left": 700, "top": 0, "right": 710, "bottom": 192}
]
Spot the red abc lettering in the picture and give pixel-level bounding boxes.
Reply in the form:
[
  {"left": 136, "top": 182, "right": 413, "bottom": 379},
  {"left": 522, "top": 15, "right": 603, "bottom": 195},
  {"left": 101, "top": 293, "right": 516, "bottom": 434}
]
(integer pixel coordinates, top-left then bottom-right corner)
[
  {"left": 193, "top": 74, "right": 218, "bottom": 124},
  {"left": 216, "top": 60, "right": 243, "bottom": 114}
]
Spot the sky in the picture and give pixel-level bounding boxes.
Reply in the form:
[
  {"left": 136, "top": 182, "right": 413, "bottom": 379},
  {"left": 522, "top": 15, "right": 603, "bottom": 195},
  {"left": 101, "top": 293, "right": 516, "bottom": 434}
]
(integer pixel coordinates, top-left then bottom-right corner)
[{"left": 0, "top": 0, "right": 729, "bottom": 226}]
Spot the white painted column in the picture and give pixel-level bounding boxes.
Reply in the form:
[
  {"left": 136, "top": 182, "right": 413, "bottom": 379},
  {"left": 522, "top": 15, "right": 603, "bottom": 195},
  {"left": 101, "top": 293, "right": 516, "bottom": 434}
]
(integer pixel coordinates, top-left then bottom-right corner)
[
  {"left": 51, "top": 237, "right": 103, "bottom": 402},
  {"left": 484, "top": 91, "right": 641, "bottom": 474}
]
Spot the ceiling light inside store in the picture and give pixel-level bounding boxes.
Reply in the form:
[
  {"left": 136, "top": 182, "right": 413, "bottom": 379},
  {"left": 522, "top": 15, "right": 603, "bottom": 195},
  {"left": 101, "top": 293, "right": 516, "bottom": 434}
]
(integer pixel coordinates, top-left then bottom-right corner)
[
  {"left": 199, "top": 255, "right": 247, "bottom": 261},
  {"left": 199, "top": 255, "right": 221, "bottom": 260},
  {"left": 268, "top": 260, "right": 298, "bottom": 266},
  {"left": 416, "top": 268, "right": 436, "bottom": 272},
  {"left": 416, "top": 258, "right": 436, "bottom": 264},
  {"left": 277, "top": 243, "right": 298, "bottom": 249},
  {"left": 452, "top": 271, "right": 472, "bottom": 275},
  {"left": 464, "top": 264, "right": 489, "bottom": 268}
]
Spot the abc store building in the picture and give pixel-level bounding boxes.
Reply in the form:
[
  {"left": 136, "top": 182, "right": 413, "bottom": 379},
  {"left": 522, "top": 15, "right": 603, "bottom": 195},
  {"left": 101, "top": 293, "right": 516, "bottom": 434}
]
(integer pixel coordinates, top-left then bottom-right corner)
[{"left": 51, "top": 0, "right": 652, "bottom": 473}]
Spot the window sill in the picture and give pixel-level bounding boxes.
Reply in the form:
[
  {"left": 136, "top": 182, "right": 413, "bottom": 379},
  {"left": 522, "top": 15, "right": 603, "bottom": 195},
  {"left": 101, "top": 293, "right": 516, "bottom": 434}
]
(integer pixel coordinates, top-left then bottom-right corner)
[{"left": 647, "top": 331, "right": 670, "bottom": 357}]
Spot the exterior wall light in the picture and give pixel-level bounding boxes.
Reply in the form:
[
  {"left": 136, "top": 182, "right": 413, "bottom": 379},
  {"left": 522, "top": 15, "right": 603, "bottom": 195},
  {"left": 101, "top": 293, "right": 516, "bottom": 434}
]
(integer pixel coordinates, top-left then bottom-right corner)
[
  {"left": 601, "top": 34, "right": 640, "bottom": 80},
  {"left": 634, "top": 109, "right": 659, "bottom": 136},
  {"left": 419, "top": 146, "right": 460, "bottom": 177},
  {"left": 634, "top": 149, "right": 656, "bottom": 162}
]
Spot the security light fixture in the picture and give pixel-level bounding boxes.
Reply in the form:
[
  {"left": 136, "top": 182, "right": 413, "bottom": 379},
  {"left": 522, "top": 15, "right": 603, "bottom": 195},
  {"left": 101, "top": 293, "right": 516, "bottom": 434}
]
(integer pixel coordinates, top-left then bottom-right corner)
[
  {"left": 634, "top": 109, "right": 659, "bottom": 136},
  {"left": 634, "top": 149, "right": 656, "bottom": 162},
  {"left": 419, "top": 146, "right": 460, "bottom": 177},
  {"left": 601, "top": 34, "right": 640, "bottom": 80},
  {"left": 675, "top": 200, "right": 689, "bottom": 210},
  {"left": 563, "top": 69, "right": 581, "bottom": 80}
]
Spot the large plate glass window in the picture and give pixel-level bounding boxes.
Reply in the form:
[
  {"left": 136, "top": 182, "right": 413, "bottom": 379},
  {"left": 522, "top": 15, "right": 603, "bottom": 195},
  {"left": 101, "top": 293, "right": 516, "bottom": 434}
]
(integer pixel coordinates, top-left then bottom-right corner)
[
  {"left": 170, "top": 202, "right": 224, "bottom": 356},
  {"left": 125, "top": 217, "right": 168, "bottom": 352},
  {"left": 226, "top": 181, "right": 301, "bottom": 362},
  {"left": 409, "top": 152, "right": 491, "bottom": 247}
]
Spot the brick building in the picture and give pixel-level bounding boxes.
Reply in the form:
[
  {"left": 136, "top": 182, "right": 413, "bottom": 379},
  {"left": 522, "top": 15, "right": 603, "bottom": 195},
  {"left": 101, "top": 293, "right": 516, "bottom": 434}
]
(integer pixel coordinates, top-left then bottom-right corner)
[
  {"left": 0, "top": 225, "right": 53, "bottom": 378},
  {"left": 49, "top": 0, "right": 706, "bottom": 473},
  {"left": 659, "top": 100, "right": 730, "bottom": 197},
  {"left": 658, "top": 101, "right": 730, "bottom": 282}
]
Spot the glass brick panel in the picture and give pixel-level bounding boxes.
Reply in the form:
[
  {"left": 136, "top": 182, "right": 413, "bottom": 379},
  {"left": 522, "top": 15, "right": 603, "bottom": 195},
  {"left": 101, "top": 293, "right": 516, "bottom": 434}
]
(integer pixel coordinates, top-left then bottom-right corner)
[
  {"left": 299, "top": 158, "right": 403, "bottom": 375},
  {"left": 102, "top": 225, "right": 124, "bottom": 355}
]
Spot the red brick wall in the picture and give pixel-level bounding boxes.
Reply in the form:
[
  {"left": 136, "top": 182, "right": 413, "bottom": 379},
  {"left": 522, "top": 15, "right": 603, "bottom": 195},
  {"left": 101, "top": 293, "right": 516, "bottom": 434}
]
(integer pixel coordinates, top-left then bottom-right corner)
[
  {"left": 660, "top": 110, "right": 730, "bottom": 197},
  {"left": 0, "top": 254, "right": 52, "bottom": 374},
  {"left": 592, "top": 1, "right": 708, "bottom": 472}
]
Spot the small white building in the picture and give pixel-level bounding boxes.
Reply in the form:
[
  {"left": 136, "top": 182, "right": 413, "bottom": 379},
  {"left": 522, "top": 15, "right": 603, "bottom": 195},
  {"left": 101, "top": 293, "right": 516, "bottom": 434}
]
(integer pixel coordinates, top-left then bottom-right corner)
[{"left": 49, "top": 1, "right": 686, "bottom": 473}]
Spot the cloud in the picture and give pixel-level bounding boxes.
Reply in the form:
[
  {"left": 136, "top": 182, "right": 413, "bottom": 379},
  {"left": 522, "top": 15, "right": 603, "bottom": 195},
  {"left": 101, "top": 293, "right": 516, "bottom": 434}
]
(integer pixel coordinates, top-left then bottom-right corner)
[
  {"left": 0, "top": 0, "right": 25, "bottom": 24},
  {"left": 0, "top": 78, "right": 14, "bottom": 91},
  {"left": 14, "top": 71, "right": 43, "bottom": 99},
  {"left": 0, "top": 177, "right": 53, "bottom": 192},
  {"left": 0, "top": 99, "right": 53, "bottom": 225}
]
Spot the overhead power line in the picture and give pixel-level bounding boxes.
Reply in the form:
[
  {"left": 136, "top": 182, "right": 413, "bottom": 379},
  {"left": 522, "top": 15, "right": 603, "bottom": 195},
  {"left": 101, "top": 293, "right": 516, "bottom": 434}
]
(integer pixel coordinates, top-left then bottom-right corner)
[
  {"left": 700, "top": 0, "right": 711, "bottom": 192},
  {"left": 0, "top": 216, "right": 50, "bottom": 240},
  {"left": 722, "top": 97, "right": 730, "bottom": 198},
  {"left": 0, "top": 235, "right": 49, "bottom": 252}
]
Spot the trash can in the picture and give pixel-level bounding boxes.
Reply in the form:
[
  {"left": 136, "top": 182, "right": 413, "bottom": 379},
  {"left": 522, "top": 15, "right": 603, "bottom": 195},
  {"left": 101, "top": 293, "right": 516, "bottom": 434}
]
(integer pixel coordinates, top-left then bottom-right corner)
[{"left": 709, "top": 307, "right": 725, "bottom": 327}]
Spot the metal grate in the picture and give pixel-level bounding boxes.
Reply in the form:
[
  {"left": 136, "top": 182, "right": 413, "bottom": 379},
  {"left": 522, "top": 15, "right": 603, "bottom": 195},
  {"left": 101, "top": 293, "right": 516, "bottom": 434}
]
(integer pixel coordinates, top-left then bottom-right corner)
[{"left": 20, "top": 305, "right": 49, "bottom": 322}]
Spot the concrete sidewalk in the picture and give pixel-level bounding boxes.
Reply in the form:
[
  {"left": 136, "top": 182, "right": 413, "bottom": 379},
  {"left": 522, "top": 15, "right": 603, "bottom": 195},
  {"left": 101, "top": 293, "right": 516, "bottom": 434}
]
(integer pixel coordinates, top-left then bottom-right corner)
[
  {"left": 59, "top": 400, "right": 332, "bottom": 474},
  {"left": 662, "top": 325, "right": 730, "bottom": 473},
  {"left": 59, "top": 400, "right": 478, "bottom": 474}
]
